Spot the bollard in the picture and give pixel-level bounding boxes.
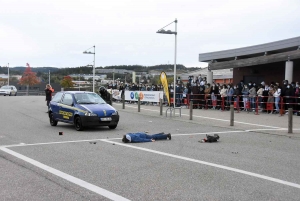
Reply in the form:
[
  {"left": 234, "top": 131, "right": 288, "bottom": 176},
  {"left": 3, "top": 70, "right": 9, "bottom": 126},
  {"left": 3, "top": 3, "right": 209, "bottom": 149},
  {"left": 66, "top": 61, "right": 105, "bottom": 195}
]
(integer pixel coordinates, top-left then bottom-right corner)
[
  {"left": 230, "top": 105, "right": 234, "bottom": 126},
  {"left": 138, "top": 97, "right": 140, "bottom": 112},
  {"left": 122, "top": 94, "right": 125, "bottom": 109},
  {"left": 189, "top": 101, "right": 193, "bottom": 120},
  {"left": 160, "top": 99, "right": 163, "bottom": 116},
  {"left": 288, "top": 108, "right": 293, "bottom": 133}
]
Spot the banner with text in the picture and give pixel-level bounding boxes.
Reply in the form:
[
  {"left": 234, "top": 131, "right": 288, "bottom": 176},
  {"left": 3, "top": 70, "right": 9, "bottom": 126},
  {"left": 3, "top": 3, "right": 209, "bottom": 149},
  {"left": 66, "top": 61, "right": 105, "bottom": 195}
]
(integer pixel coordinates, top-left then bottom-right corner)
[{"left": 125, "top": 91, "right": 163, "bottom": 102}]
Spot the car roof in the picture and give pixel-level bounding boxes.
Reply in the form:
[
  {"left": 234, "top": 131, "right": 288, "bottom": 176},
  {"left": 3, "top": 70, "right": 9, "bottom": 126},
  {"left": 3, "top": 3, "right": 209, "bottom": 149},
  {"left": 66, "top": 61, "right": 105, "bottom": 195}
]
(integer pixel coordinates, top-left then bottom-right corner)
[
  {"left": 60, "top": 91, "right": 95, "bottom": 94},
  {"left": 1, "top": 85, "right": 16, "bottom": 87}
]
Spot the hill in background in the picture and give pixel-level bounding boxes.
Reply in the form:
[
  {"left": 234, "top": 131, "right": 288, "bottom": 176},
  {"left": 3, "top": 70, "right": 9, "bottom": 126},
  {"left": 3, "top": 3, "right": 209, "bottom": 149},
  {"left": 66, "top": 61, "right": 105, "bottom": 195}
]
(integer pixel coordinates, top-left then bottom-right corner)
[{"left": 0, "top": 64, "right": 201, "bottom": 75}]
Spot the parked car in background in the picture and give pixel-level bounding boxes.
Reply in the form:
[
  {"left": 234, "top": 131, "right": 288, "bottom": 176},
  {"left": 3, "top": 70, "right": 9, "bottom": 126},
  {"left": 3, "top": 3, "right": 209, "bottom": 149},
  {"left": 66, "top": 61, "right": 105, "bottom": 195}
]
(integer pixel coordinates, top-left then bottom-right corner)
[
  {"left": 48, "top": 91, "right": 120, "bottom": 131},
  {"left": 0, "top": 85, "right": 17, "bottom": 96}
]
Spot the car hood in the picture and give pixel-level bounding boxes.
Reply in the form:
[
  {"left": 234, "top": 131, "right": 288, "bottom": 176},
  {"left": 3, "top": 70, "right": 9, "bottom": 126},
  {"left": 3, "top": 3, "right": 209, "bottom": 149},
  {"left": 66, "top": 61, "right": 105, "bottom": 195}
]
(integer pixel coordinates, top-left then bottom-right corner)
[{"left": 77, "top": 103, "right": 117, "bottom": 116}]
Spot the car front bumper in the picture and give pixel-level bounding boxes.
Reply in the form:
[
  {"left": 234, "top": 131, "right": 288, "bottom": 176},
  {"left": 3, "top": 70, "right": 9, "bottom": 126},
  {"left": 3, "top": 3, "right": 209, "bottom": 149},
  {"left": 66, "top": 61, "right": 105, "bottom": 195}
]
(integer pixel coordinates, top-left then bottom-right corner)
[
  {"left": 0, "top": 92, "right": 10, "bottom": 95},
  {"left": 80, "top": 115, "right": 119, "bottom": 127}
]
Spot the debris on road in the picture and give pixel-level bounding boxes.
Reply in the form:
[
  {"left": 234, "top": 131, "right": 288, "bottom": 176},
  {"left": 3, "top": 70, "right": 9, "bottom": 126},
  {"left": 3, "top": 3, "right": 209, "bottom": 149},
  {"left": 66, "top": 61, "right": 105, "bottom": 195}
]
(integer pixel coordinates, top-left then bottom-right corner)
[{"left": 199, "top": 134, "right": 220, "bottom": 143}]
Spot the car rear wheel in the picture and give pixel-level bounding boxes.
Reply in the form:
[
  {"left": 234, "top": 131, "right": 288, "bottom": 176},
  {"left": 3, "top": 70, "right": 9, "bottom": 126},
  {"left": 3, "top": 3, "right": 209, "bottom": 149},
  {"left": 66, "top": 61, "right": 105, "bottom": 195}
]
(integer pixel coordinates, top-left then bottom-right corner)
[
  {"left": 74, "top": 116, "right": 84, "bottom": 131},
  {"left": 50, "top": 113, "right": 58, "bottom": 126},
  {"left": 109, "top": 125, "right": 117, "bottom": 129}
]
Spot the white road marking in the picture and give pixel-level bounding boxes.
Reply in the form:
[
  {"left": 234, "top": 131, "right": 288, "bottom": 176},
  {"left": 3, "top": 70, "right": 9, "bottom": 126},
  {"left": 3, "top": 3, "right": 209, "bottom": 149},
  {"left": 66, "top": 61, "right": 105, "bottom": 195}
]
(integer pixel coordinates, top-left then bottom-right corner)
[
  {"left": 170, "top": 130, "right": 247, "bottom": 136},
  {"left": 1, "top": 138, "right": 122, "bottom": 148},
  {"left": 116, "top": 104, "right": 282, "bottom": 129},
  {"left": 0, "top": 147, "right": 131, "bottom": 201},
  {"left": 245, "top": 128, "right": 286, "bottom": 132},
  {"left": 101, "top": 139, "right": 300, "bottom": 189},
  {"left": 1, "top": 131, "right": 246, "bottom": 148}
]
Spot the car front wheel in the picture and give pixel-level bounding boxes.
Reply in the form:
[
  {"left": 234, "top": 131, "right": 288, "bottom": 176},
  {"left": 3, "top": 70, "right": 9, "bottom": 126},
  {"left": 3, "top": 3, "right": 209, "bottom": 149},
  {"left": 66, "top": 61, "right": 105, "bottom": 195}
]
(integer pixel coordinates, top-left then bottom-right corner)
[
  {"left": 50, "top": 113, "right": 58, "bottom": 126},
  {"left": 74, "top": 116, "right": 84, "bottom": 131},
  {"left": 9, "top": 92, "right": 11, "bottom": 96},
  {"left": 109, "top": 125, "right": 117, "bottom": 129}
]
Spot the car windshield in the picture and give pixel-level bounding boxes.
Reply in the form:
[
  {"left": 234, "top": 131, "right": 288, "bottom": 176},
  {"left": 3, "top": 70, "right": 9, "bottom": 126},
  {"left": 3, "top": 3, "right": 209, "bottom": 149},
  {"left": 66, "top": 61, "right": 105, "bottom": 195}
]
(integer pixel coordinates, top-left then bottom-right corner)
[
  {"left": 1, "top": 86, "right": 10, "bottom": 89},
  {"left": 74, "top": 93, "right": 106, "bottom": 104}
]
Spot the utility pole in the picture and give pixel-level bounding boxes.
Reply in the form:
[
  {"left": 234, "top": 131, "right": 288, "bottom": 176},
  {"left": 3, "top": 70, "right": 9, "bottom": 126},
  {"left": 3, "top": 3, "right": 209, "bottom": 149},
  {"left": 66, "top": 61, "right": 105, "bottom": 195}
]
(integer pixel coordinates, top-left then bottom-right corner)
[{"left": 8, "top": 63, "right": 9, "bottom": 85}]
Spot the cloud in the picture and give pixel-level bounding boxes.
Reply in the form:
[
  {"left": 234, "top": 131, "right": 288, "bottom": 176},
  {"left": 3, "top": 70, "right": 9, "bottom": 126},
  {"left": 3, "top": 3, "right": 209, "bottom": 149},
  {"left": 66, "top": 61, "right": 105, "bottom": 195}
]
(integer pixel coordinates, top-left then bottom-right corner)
[{"left": 1, "top": 0, "right": 300, "bottom": 67}]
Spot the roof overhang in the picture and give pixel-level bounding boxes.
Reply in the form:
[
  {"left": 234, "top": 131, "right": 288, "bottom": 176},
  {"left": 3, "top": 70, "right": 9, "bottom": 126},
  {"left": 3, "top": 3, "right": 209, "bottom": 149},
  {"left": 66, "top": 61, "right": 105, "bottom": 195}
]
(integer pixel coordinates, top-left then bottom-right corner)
[
  {"left": 199, "top": 36, "right": 300, "bottom": 63},
  {"left": 209, "top": 50, "right": 300, "bottom": 70}
]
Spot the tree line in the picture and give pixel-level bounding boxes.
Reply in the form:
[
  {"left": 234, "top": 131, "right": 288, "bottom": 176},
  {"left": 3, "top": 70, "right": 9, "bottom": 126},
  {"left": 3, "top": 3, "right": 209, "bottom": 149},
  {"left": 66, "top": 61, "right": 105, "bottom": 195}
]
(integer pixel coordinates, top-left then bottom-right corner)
[{"left": 0, "top": 64, "right": 200, "bottom": 75}]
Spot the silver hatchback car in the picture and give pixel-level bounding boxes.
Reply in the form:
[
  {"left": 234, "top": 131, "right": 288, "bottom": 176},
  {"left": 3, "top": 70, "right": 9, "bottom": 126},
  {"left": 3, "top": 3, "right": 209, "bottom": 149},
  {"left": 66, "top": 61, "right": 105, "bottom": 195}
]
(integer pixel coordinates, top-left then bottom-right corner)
[{"left": 0, "top": 85, "right": 18, "bottom": 96}]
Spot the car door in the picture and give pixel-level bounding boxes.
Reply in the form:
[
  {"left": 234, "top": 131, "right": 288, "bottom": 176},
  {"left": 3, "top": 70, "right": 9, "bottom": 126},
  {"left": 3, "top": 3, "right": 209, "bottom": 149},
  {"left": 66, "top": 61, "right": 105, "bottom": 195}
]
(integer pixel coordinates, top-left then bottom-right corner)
[
  {"left": 59, "top": 93, "right": 75, "bottom": 123},
  {"left": 50, "top": 92, "right": 64, "bottom": 119}
]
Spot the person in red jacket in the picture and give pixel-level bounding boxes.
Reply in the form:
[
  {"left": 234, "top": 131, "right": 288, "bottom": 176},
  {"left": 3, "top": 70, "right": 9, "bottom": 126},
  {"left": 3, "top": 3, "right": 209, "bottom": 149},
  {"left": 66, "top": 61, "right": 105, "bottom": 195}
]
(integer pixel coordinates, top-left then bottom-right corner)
[{"left": 45, "top": 84, "right": 54, "bottom": 112}]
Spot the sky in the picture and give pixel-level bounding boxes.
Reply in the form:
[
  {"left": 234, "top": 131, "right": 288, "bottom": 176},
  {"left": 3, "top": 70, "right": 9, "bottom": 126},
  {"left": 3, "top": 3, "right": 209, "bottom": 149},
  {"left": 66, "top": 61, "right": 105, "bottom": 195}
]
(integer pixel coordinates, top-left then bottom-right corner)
[{"left": 1, "top": 0, "right": 300, "bottom": 68}]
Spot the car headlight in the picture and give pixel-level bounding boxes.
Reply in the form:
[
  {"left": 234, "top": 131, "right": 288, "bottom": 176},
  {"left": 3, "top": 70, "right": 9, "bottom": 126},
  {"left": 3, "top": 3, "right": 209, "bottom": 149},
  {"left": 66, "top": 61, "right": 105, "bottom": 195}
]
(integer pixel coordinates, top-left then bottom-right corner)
[
  {"left": 112, "top": 111, "right": 118, "bottom": 115},
  {"left": 84, "top": 112, "right": 97, "bottom": 116}
]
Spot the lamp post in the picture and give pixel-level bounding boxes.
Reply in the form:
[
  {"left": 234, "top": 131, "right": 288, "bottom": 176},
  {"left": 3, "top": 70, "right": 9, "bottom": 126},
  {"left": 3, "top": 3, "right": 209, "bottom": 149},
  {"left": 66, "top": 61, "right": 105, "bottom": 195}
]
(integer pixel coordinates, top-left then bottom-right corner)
[
  {"left": 157, "top": 18, "right": 177, "bottom": 108},
  {"left": 86, "top": 64, "right": 94, "bottom": 91},
  {"left": 113, "top": 68, "right": 115, "bottom": 87},
  {"left": 8, "top": 63, "right": 9, "bottom": 86},
  {"left": 48, "top": 70, "right": 50, "bottom": 85},
  {"left": 83, "top": 46, "right": 96, "bottom": 92}
]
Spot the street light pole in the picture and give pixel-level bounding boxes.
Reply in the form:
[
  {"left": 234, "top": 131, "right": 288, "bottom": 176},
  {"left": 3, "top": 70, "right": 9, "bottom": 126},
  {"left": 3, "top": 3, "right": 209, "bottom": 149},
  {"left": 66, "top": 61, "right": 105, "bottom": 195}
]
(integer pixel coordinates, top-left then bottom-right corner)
[
  {"left": 174, "top": 19, "right": 177, "bottom": 108},
  {"left": 49, "top": 70, "right": 50, "bottom": 85},
  {"left": 156, "top": 18, "right": 178, "bottom": 108},
  {"left": 83, "top": 46, "right": 96, "bottom": 92},
  {"left": 93, "top": 45, "right": 95, "bottom": 93},
  {"left": 8, "top": 63, "right": 9, "bottom": 86},
  {"left": 113, "top": 68, "right": 115, "bottom": 87}
]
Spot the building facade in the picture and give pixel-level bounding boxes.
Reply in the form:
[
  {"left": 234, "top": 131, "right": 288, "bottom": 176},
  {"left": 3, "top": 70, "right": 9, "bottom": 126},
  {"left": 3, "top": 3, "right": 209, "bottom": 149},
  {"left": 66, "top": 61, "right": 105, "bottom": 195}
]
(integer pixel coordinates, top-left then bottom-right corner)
[{"left": 199, "top": 36, "right": 300, "bottom": 85}]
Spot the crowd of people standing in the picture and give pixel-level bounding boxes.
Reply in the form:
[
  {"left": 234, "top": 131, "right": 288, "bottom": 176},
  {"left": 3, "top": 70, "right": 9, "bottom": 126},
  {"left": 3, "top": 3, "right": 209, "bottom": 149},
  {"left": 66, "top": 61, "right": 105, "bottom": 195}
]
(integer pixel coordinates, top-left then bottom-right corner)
[{"left": 104, "top": 76, "right": 300, "bottom": 115}]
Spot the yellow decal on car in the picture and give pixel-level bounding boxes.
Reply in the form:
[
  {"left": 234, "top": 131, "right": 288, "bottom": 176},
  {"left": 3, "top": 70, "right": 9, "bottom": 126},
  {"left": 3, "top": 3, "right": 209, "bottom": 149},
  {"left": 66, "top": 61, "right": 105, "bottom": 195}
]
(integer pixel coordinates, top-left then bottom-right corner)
[{"left": 59, "top": 110, "right": 73, "bottom": 119}]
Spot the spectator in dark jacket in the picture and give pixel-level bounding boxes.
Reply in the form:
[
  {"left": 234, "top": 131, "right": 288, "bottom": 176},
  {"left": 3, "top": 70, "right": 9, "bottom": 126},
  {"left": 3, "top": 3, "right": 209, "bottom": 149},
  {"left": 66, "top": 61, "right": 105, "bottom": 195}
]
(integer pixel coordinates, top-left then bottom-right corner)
[
  {"left": 285, "top": 84, "right": 295, "bottom": 113},
  {"left": 210, "top": 84, "right": 219, "bottom": 109},
  {"left": 45, "top": 84, "right": 54, "bottom": 112}
]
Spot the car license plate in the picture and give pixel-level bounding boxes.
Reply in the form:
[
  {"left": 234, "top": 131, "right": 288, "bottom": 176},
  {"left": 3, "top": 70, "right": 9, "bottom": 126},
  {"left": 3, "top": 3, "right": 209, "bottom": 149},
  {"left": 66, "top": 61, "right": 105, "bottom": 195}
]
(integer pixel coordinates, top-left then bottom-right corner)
[{"left": 100, "top": 117, "right": 112, "bottom": 121}]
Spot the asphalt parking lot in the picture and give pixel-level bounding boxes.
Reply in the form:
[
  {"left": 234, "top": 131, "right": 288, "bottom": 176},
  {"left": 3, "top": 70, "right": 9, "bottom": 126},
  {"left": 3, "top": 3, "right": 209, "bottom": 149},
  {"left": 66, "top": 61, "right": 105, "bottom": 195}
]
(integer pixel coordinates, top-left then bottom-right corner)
[{"left": 1, "top": 96, "right": 300, "bottom": 201}]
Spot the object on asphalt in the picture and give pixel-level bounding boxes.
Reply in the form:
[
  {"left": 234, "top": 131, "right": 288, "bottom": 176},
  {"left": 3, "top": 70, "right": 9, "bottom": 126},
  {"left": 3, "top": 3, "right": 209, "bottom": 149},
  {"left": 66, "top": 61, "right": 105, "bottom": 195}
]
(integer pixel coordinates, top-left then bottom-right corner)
[
  {"left": 59, "top": 132, "right": 63, "bottom": 135},
  {"left": 89, "top": 142, "right": 97, "bottom": 144},
  {"left": 199, "top": 134, "right": 220, "bottom": 143},
  {"left": 122, "top": 132, "right": 171, "bottom": 143}
]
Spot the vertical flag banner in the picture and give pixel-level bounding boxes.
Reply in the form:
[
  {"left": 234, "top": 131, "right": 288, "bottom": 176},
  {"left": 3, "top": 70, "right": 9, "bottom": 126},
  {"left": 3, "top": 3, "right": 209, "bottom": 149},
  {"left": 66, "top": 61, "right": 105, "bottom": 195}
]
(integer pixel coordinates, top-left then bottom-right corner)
[{"left": 160, "top": 71, "right": 170, "bottom": 105}]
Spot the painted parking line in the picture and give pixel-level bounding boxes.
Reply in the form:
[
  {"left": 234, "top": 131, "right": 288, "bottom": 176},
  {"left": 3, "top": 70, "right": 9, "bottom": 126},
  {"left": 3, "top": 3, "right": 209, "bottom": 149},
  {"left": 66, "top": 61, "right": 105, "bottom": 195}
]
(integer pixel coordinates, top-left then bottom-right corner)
[
  {"left": 1, "top": 131, "right": 245, "bottom": 148},
  {"left": 101, "top": 139, "right": 300, "bottom": 190},
  {"left": 0, "top": 147, "right": 131, "bottom": 201},
  {"left": 116, "top": 104, "right": 282, "bottom": 129}
]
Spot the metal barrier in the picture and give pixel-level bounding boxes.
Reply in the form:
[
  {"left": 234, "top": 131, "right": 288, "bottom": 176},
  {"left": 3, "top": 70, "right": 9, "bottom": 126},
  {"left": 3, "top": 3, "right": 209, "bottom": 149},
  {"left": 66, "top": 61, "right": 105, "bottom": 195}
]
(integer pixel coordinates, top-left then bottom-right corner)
[{"left": 181, "top": 94, "right": 300, "bottom": 115}]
